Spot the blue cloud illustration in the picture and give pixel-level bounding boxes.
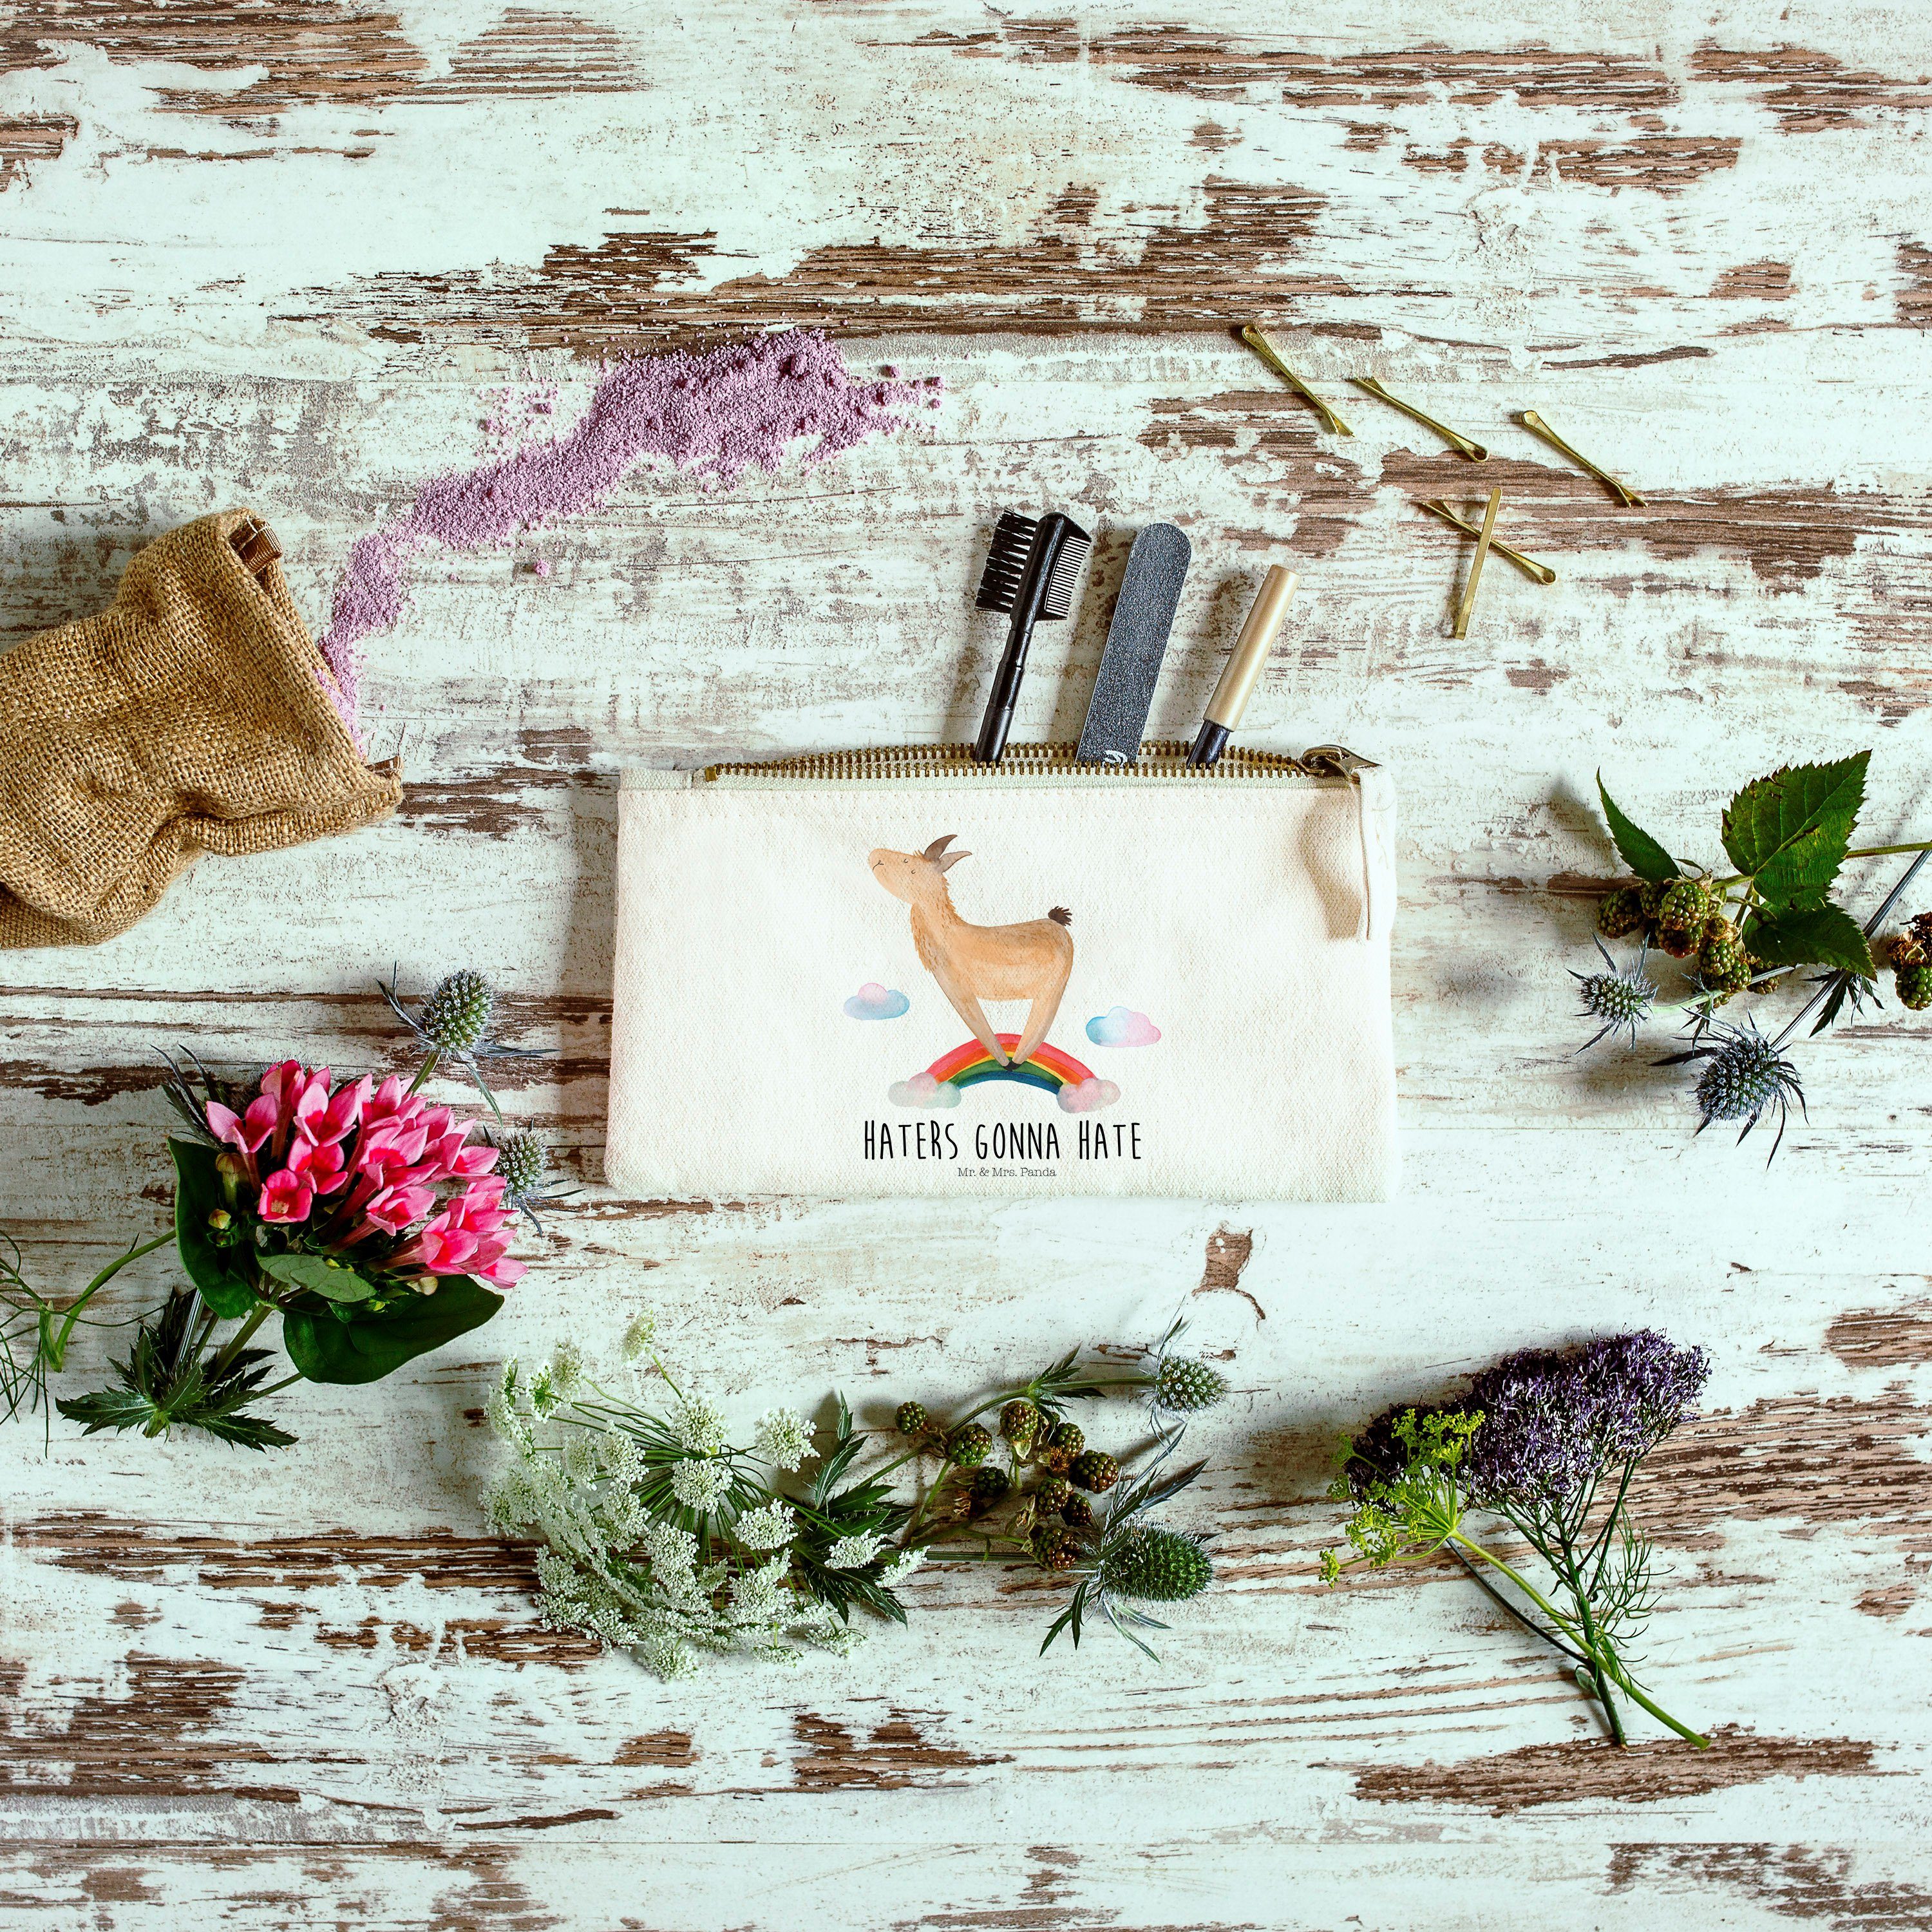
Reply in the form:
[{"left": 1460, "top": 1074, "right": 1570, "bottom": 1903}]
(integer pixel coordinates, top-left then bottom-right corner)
[
  {"left": 1086, "top": 1006, "right": 1162, "bottom": 1048},
  {"left": 845, "top": 982, "right": 909, "bottom": 1021}
]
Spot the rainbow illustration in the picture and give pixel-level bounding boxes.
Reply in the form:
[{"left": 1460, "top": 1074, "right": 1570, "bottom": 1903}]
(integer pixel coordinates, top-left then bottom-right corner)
[{"left": 926, "top": 1034, "right": 1097, "bottom": 1095}]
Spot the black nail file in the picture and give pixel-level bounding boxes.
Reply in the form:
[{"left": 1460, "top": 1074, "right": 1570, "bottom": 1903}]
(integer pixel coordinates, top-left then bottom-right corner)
[{"left": 1075, "top": 523, "right": 1191, "bottom": 765}]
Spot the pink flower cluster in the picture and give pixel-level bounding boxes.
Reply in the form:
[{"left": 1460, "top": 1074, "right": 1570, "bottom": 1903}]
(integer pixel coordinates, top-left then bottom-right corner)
[{"left": 205, "top": 1061, "right": 524, "bottom": 1288}]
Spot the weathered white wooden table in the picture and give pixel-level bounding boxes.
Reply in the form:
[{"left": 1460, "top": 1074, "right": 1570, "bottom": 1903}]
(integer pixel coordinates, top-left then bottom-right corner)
[{"left": 4, "top": 5, "right": 1931, "bottom": 1926}]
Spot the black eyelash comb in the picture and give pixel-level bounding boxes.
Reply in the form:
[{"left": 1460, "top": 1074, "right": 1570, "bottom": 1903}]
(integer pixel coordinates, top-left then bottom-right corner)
[{"left": 971, "top": 509, "right": 1092, "bottom": 763}]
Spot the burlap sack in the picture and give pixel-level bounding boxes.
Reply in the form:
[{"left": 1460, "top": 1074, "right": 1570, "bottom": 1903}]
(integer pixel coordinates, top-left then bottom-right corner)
[{"left": 0, "top": 510, "right": 402, "bottom": 949}]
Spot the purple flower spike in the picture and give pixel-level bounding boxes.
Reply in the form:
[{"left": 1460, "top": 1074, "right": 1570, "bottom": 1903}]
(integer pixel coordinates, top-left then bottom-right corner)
[{"left": 1461, "top": 1331, "right": 1710, "bottom": 1509}]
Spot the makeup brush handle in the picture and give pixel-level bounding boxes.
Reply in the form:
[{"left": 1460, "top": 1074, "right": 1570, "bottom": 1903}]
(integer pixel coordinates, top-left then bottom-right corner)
[{"left": 973, "top": 625, "right": 1030, "bottom": 762}]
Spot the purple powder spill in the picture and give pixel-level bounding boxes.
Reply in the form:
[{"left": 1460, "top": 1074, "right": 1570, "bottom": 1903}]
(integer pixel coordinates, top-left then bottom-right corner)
[{"left": 319, "top": 330, "right": 941, "bottom": 714}]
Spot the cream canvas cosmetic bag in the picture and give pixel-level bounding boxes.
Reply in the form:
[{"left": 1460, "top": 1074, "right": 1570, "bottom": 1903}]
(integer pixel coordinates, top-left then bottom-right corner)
[{"left": 607, "top": 744, "right": 1397, "bottom": 1201}]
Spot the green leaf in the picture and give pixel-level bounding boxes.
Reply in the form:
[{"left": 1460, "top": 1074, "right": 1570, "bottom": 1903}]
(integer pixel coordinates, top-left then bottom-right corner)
[
  {"left": 282, "top": 1274, "right": 504, "bottom": 1385},
  {"left": 258, "top": 1252, "right": 375, "bottom": 1303},
  {"left": 170, "top": 1141, "right": 260, "bottom": 1320},
  {"left": 1745, "top": 904, "right": 1877, "bottom": 979},
  {"left": 1596, "top": 775, "right": 1681, "bottom": 883},
  {"left": 1721, "top": 754, "right": 1868, "bottom": 910}
]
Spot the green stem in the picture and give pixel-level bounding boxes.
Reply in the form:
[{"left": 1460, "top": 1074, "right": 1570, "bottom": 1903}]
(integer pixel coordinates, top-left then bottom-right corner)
[
  {"left": 404, "top": 1050, "right": 440, "bottom": 1097},
  {"left": 1601, "top": 1657, "right": 1710, "bottom": 1748},
  {"left": 42, "top": 1233, "right": 173, "bottom": 1371},
  {"left": 1461, "top": 1530, "right": 1704, "bottom": 1750},
  {"left": 1448, "top": 1533, "right": 1592, "bottom": 1650},
  {"left": 1555, "top": 1541, "right": 1629, "bottom": 1747},
  {"left": 206, "top": 1303, "right": 273, "bottom": 1381},
  {"left": 900, "top": 1456, "right": 958, "bottom": 1542}
]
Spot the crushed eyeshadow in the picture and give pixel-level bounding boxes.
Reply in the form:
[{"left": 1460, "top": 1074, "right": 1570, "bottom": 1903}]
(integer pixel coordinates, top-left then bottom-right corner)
[{"left": 320, "top": 331, "right": 940, "bottom": 713}]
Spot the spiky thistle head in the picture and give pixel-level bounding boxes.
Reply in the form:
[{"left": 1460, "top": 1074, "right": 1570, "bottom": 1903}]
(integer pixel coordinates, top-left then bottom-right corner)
[
  {"left": 1662, "top": 1019, "right": 1805, "bottom": 1159},
  {"left": 377, "top": 965, "right": 546, "bottom": 1122},
  {"left": 1571, "top": 936, "right": 1657, "bottom": 1052},
  {"left": 420, "top": 970, "right": 495, "bottom": 1052},
  {"left": 1099, "top": 1524, "right": 1212, "bottom": 1604},
  {"left": 1153, "top": 1356, "right": 1228, "bottom": 1415},
  {"left": 489, "top": 1132, "right": 577, "bottom": 1231}
]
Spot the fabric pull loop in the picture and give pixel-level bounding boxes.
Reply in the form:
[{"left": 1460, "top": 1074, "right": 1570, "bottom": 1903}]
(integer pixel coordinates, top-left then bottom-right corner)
[{"left": 1354, "top": 767, "right": 1397, "bottom": 943}]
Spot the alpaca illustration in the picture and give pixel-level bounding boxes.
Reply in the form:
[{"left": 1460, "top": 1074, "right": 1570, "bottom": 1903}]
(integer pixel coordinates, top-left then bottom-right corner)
[{"left": 868, "top": 835, "right": 1074, "bottom": 1068}]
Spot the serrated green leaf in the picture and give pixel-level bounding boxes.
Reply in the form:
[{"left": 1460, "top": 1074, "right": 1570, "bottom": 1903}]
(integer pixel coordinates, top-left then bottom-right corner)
[
  {"left": 1745, "top": 904, "right": 1877, "bottom": 978},
  {"left": 1721, "top": 754, "right": 1868, "bottom": 910},
  {"left": 1596, "top": 775, "right": 1681, "bottom": 883},
  {"left": 282, "top": 1274, "right": 503, "bottom": 1385},
  {"left": 170, "top": 1140, "right": 260, "bottom": 1320},
  {"left": 259, "top": 1252, "right": 375, "bottom": 1303}
]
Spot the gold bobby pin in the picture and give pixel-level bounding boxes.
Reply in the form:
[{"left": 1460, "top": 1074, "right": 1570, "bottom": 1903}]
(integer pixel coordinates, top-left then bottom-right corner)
[
  {"left": 1519, "top": 410, "right": 1646, "bottom": 507},
  {"left": 1350, "top": 376, "right": 1488, "bottom": 460},
  {"left": 1419, "top": 498, "right": 1555, "bottom": 584},
  {"left": 1451, "top": 488, "right": 1502, "bottom": 639},
  {"left": 1240, "top": 324, "right": 1353, "bottom": 436}
]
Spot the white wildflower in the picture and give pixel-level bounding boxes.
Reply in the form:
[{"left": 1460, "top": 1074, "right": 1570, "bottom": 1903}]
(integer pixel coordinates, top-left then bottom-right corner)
[
  {"left": 670, "top": 1457, "right": 732, "bottom": 1509},
  {"left": 824, "top": 1531, "right": 883, "bottom": 1571},
  {"left": 636, "top": 1630, "right": 696, "bottom": 1680},
  {"left": 621, "top": 1311, "right": 658, "bottom": 1361},
  {"left": 672, "top": 1394, "right": 729, "bottom": 1456},
  {"left": 733, "top": 1501, "right": 796, "bottom": 1551},
  {"left": 484, "top": 1376, "right": 532, "bottom": 1452},
  {"left": 877, "top": 1548, "right": 925, "bottom": 1590},
  {"left": 639, "top": 1522, "right": 701, "bottom": 1574},
  {"left": 730, "top": 1553, "right": 790, "bottom": 1622},
  {"left": 753, "top": 1409, "right": 814, "bottom": 1473}
]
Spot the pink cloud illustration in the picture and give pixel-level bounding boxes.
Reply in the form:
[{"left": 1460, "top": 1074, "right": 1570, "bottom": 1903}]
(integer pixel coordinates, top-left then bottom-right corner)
[
  {"left": 1057, "top": 1075, "right": 1121, "bottom": 1114},
  {"left": 1086, "top": 1007, "right": 1161, "bottom": 1048},
  {"left": 846, "top": 982, "right": 910, "bottom": 1021},
  {"left": 889, "top": 1071, "right": 961, "bottom": 1109}
]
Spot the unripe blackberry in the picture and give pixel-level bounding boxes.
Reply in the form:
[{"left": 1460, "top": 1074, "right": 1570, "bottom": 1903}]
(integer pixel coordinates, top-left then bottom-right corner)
[
  {"left": 1897, "top": 961, "right": 1932, "bottom": 1010},
  {"left": 1046, "top": 1421, "right": 1084, "bottom": 1456},
  {"left": 419, "top": 969, "right": 495, "bottom": 1052},
  {"left": 1034, "top": 1473, "right": 1071, "bottom": 1513},
  {"left": 1658, "top": 878, "right": 1708, "bottom": 923},
  {"left": 948, "top": 1422, "right": 993, "bottom": 1467},
  {"left": 1697, "top": 916, "right": 1752, "bottom": 998},
  {"left": 895, "top": 1400, "right": 927, "bottom": 1436},
  {"left": 1154, "top": 1358, "right": 1228, "bottom": 1414},
  {"left": 1059, "top": 1493, "right": 1094, "bottom": 1529},
  {"left": 1596, "top": 886, "right": 1646, "bottom": 940},
  {"left": 1100, "top": 1526, "right": 1212, "bottom": 1603},
  {"left": 1069, "top": 1450, "right": 1119, "bottom": 1493},
  {"left": 1638, "top": 880, "right": 1668, "bottom": 921},
  {"left": 969, "top": 1466, "right": 1012, "bottom": 1509},
  {"left": 999, "top": 1399, "right": 1042, "bottom": 1446},
  {"left": 1031, "top": 1525, "right": 1081, "bottom": 1571}
]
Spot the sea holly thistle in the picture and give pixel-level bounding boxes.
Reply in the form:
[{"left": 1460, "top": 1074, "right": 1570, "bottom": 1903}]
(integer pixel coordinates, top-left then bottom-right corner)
[
  {"left": 1577, "top": 759, "right": 1932, "bottom": 1156},
  {"left": 1326, "top": 1332, "right": 1712, "bottom": 1750}
]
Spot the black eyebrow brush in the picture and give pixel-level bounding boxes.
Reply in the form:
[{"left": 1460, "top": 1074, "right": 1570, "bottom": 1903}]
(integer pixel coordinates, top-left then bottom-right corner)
[{"left": 971, "top": 509, "right": 1092, "bottom": 763}]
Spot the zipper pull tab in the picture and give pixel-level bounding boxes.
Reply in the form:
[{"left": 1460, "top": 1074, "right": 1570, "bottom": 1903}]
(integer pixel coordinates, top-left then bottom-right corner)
[{"left": 1302, "top": 744, "right": 1376, "bottom": 778}]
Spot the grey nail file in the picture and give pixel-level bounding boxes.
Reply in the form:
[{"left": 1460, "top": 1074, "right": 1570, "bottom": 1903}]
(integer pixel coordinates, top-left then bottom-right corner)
[{"left": 1075, "top": 522, "right": 1192, "bottom": 764}]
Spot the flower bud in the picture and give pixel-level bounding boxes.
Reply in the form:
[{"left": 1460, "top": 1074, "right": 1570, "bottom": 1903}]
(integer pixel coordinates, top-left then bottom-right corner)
[
  {"left": 206, "top": 1208, "right": 231, "bottom": 1232},
  {"left": 413, "top": 1275, "right": 439, "bottom": 1295}
]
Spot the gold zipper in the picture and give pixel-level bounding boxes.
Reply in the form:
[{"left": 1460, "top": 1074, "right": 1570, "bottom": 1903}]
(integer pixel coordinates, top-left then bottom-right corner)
[{"left": 701, "top": 742, "right": 1373, "bottom": 782}]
